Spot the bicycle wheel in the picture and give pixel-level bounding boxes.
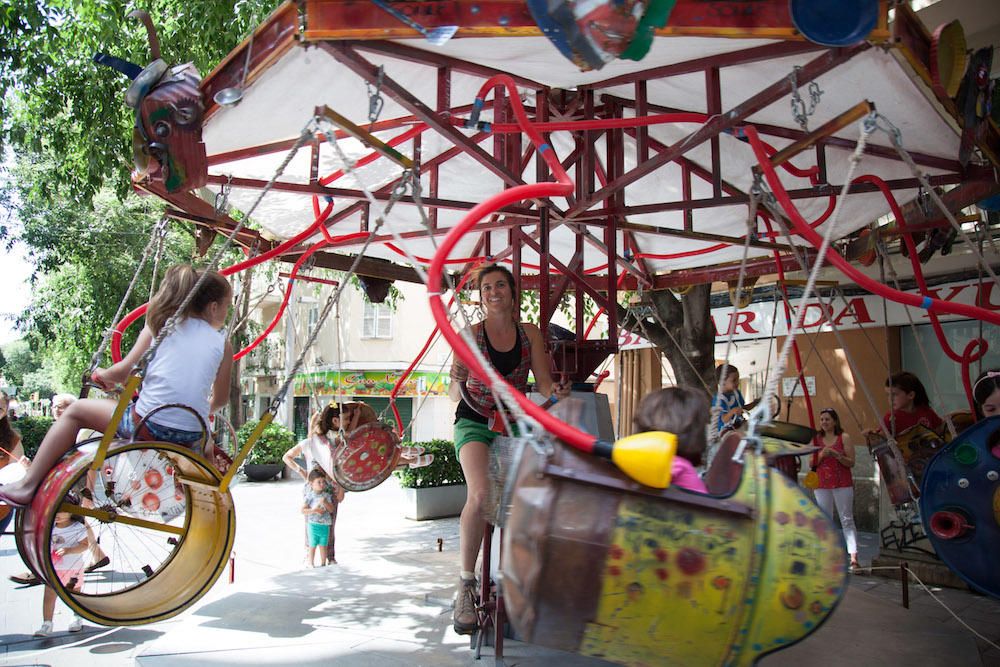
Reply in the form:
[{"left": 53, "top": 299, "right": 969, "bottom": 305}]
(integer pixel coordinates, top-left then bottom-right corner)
[{"left": 15, "top": 439, "right": 235, "bottom": 625}]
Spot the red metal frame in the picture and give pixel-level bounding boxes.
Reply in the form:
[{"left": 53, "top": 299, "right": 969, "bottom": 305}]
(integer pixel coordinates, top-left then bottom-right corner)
[{"left": 134, "top": 2, "right": 997, "bottom": 368}]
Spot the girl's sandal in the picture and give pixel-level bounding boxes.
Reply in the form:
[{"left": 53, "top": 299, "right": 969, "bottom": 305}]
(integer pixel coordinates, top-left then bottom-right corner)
[{"left": 408, "top": 454, "right": 434, "bottom": 469}]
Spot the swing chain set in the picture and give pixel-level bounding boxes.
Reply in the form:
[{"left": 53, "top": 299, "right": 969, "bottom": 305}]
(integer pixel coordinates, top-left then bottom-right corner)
[
  {"left": 789, "top": 65, "right": 824, "bottom": 132},
  {"left": 83, "top": 214, "right": 171, "bottom": 392}
]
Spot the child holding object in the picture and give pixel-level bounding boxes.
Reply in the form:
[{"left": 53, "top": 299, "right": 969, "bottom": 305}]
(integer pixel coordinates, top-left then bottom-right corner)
[
  {"left": 36, "top": 493, "right": 90, "bottom": 636},
  {"left": 302, "top": 468, "right": 336, "bottom": 568},
  {"left": 0, "top": 265, "right": 233, "bottom": 508},
  {"left": 881, "top": 371, "right": 943, "bottom": 436},
  {"left": 633, "top": 387, "right": 710, "bottom": 494}
]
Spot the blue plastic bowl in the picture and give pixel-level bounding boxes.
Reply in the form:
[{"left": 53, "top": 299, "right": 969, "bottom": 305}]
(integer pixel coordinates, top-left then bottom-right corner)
[{"left": 790, "top": 0, "right": 879, "bottom": 47}]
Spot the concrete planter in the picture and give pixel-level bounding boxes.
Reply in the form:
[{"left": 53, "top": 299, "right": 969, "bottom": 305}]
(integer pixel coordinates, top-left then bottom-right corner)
[{"left": 403, "top": 484, "right": 467, "bottom": 521}]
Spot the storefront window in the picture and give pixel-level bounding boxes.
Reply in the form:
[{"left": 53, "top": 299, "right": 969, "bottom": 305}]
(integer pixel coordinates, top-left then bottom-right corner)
[{"left": 901, "top": 319, "right": 1000, "bottom": 414}]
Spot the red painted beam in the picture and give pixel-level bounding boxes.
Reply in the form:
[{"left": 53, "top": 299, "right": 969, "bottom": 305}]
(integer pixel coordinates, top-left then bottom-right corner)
[
  {"left": 615, "top": 172, "right": 965, "bottom": 217},
  {"left": 581, "top": 40, "right": 823, "bottom": 90},
  {"left": 610, "top": 96, "right": 962, "bottom": 173},
  {"left": 323, "top": 42, "right": 525, "bottom": 189},
  {"left": 562, "top": 44, "right": 871, "bottom": 220},
  {"left": 352, "top": 40, "right": 546, "bottom": 91}
]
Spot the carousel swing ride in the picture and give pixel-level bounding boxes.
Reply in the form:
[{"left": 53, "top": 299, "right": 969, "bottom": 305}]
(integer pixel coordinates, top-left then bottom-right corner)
[{"left": 4, "top": 0, "right": 1000, "bottom": 664}]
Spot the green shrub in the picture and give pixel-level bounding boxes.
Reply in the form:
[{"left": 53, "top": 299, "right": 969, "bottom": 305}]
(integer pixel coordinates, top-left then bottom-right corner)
[
  {"left": 237, "top": 419, "right": 296, "bottom": 465},
  {"left": 394, "top": 439, "right": 464, "bottom": 489},
  {"left": 15, "top": 416, "right": 54, "bottom": 458}
]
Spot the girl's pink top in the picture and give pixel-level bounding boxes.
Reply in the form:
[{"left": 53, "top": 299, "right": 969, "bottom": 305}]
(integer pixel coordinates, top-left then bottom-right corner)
[{"left": 672, "top": 456, "right": 708, "bottom": 494}]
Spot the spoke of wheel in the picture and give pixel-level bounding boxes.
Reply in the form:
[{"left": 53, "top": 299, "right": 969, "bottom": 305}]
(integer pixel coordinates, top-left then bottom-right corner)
[{"left": 60, "top": 503, "right": 185, "bottom": 535}]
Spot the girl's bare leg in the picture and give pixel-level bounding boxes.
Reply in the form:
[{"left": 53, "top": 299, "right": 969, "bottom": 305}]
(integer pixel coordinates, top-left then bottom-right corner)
[
  {"left": 458, "top": 441, "right": 490, "bottom": 574},
  {"left": 42, "top": 586, "right": 56, "bottom": 622},
  {"left": 0, "top": 399, "right": 117, "bottom": 506}
]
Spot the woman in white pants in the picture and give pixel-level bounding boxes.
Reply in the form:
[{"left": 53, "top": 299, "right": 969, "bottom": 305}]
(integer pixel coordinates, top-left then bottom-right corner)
[{"left": 810, "top": 408, "right": 859, "bottom": 569}]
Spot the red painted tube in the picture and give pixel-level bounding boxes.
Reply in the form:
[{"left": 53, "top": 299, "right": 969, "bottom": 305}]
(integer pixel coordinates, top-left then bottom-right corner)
[
  {"left": 743, "top": 125, "right": 1000, "bottom": 327},
  {"left": 388, "top": 264, "right": 482, "bottom": 436},
  {"left": 427, "top": 75, "right": 600, "bottom": 455},
  {"left": 584, "top": 272, "right": 627, "bottom": 339},
  {"left": 233, "top": 231, "right": 369, "bottom": 361},
  {"left": 762, "top": 216, "right": 816, "bottom": 430},
  {"left": 470, "top": 112, "right": 711, "bottom": 133},
  {"left": 853, "top": 174, "right": 985, "bottom": 412}
]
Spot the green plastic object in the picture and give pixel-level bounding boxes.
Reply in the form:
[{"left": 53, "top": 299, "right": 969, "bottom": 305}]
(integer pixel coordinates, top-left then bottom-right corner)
[
  {"left": 953, "top": 442, "right": 979, "bottom": 466},
  {"left": 621, "top": 0, "right": 678, "bottom": 62}
]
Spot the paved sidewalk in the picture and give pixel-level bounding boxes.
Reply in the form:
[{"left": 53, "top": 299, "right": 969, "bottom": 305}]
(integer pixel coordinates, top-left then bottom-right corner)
[{"left": 1, "top": 476, "right": 998, "bottom": 666}]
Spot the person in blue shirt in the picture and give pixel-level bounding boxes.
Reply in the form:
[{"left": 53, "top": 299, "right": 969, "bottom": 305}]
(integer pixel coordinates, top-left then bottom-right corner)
[{"left": 711, "top": 364, "right": 758, "bottom": 433}]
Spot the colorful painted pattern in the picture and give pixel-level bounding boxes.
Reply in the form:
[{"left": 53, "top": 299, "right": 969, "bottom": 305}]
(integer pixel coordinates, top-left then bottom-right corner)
[
  {"left": 579, "top": 453, "right": 846, "bottom": 666},
  {"left": 293, "top": 370, "right": 449, "bottom": 397}
]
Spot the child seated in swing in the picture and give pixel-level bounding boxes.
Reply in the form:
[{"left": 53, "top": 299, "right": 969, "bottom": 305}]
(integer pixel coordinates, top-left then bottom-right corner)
[
  {"left": 633, "top": 387, "right": 709, "bottom": 493},
  {"left": 0, "top": 265, "right": 233, "bottom": 508},
  {"left": 878, "top": 371, "right": 943, "bottom": 437}
]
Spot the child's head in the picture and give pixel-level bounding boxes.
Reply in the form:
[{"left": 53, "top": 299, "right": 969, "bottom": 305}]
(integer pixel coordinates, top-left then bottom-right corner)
[
  {"left": 147, "top": 264, "right": 232, "bottom": 334},
  {"left": 973, "top": 369, "right": 1000, "bottom": 419},
  {"left": 817, "top": 408, "right": 843, "bottom": 436},
  {"left": 319, "top": 402, "right": 341, "bottom": 434},
  {"left": 308, "top": 467, "right": 328, "bottom": 491},
  {"left": 633, "top": 387, "right": 710, "bottom": 467},
  {"left": 886, "top": 371, "right": 930, "bottom": 411},
  {"left": 716, "top": 364, "right": 740, "bottom": 393}
]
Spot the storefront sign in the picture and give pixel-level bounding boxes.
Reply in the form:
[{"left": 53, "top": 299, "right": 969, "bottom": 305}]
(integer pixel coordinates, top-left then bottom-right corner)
[
  {"left": 615, "top": 278, "right": 996, "bottom": 349},
  {"left": 293, "top": 370, "right": 449, "bottom": 397},
  {"left": 782, "top": 376, "right": 816, "bottom": 397},
  {"left": 710, "top": 278, "right": 998, "bottom": 342}
]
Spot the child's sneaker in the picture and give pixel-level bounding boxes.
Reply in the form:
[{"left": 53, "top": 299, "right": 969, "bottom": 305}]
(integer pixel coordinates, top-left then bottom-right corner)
[
  {"left": 68, "top": 616, "right": 83, "bottom": 632},
  {"left": 34, "top": 621, "right": 53, "bottom": 637}
]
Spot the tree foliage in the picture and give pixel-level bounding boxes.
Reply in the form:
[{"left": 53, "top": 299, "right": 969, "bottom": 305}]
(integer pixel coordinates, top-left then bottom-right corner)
[
  {"left": 1, "top": 0, "right": 274, "bottom": 205},
  {"left": 1, "top": 0, "right": 276, "bottom": 392}
]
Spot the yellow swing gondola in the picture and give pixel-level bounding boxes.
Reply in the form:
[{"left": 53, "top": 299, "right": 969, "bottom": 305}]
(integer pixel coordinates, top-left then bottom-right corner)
[{"left": 500, "top": 429, "right": 848, "bottom": 666}]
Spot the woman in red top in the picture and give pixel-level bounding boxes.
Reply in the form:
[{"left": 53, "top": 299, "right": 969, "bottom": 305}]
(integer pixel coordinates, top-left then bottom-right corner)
[
  {"left": 882, "top": 371, "right": 943, "bottom": 436},
  {"left": 811, "top": 408, "right": 859, "bottom": 569}
]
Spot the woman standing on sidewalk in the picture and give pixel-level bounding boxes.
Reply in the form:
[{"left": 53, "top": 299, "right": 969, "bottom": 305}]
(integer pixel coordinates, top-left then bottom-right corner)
[
  {"left": 447, "top": 264, "right": 569, "bottom": 635},
  {"left": 811, "top": 408, "right": 859, "bottom": 569},
  {"left": 284, "top": 409, "right": 343, "bottom": 566}
]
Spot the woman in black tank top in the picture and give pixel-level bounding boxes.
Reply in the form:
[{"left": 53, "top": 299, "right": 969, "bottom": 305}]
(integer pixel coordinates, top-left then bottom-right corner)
[{"left": 447, "top": 264, "right": 570, "bottom": 635}]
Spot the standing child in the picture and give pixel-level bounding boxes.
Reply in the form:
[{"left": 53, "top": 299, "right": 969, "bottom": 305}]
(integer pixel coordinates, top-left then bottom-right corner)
[
  {"left": 633, "top": 387, "right": 710, "bottom": 493},
  {"left": 302, "top": 468, "right": 336, "bottom": 567},
  {"left": 36, "top": 493, "right": 90, "bottom": 636},
  {"left": 0, "top": 265, "right": 233, "bottom": 507}
]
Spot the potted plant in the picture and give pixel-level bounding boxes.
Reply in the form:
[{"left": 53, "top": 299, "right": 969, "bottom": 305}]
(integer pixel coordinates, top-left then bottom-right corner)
[
  {"left": 394, "top": 439, "right": 467, "bottom": 520},
  {"left": 237, "top": 419, "right": 296, "bottom": 482}
]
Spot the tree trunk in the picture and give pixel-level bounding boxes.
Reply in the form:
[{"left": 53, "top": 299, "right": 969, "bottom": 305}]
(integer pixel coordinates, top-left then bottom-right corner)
[{"left": 616, "top": 285, "right": 716, "bottom": 396}]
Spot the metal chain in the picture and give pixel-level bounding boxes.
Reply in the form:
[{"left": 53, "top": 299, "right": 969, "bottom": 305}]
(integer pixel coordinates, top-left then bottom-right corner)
[
  {"left": 138, "top": 117, "right": 318, "bottom": 378},
  {"left": 366, "top": 65, "right": 385, "bottom": 129},
  {"left": 789, "top": 66, "right": 824, "bottom": 132},
  {"left": 873, "top": 111, "right": 1000, "bottom": 289},
  {"left": 711, "top": 184, "right": 764, "bottom": 445},
  {"left": 85, "top": 215, "right": 170, "bottom": 380},
  {"left": 214, "top": 175, "right": 233, "bottom": 217},
  {"left": 268, "top": 160, "right": 416, "bottom": 416},
  {"left": 147, "top": 218, "right": 169, "bottom": 301},
  {"left": 746, "top": 116, "right": 872, "bottom": 448}
]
